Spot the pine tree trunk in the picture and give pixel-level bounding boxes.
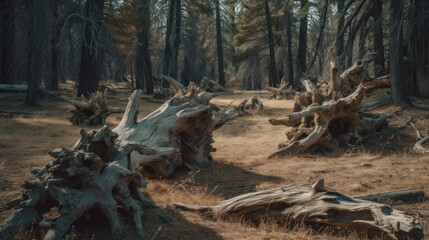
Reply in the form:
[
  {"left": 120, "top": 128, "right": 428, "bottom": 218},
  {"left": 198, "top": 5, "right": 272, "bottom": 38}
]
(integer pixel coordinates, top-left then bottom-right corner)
[
  {"left": 136, "top": 0, "right": 153, "bottom": 94},
  {"left": 408, "top": 0, "right": 429, "bottom": 97},
  {"left": 163, "top": 0, "right": 175, "bottom": 81},
  {"left": 77, "top": 0, "right": 104, "bottom": 98},
  {"left": 296, "top": 0, "right": 308, "bottom": 84},
  {"left": 26, "top": 0, "right": 48, "bottom": 106},
  {"left": 215, "top": 0, "right": 225, "bottom": 86},
  {"left": 169, "top": 0, "right": 181, "bottom": 80},
  {"left": 373, "top": 0, "right": 385, "bottom": 77},
  {"left": 285, "top": 10, "right": 294, "bottom": 87},
  {"left": 336, "top": 0, "right": 345, "bottom": 59},
  {"left": 265, "top": 1, "right": 279, "bottom": 87},
  {"left": 0, "top": 0, "right": 14, "bottom": 84},
  {"left": 389, "top": 0, "right": 410, "bottom": 105}
]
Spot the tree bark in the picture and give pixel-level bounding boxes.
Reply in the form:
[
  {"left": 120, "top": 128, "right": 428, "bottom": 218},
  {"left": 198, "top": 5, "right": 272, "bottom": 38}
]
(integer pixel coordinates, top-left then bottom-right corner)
[
  {"left": 169, "top": 0, "right": 181, "bottom": 80},
  {"left": 336, "top": 0, "right": 345, "bottom": 58},
  {"left": 163, "top": 0, "right": 175, "bottom": 80},
  {"left": 215, "top": 0, "right": 225, "bottom": 86},
  {"left": 265, "top": 1, "right": 279, "bottom": 87},
  {"left": 136, "top": 0, "right": 153, "bottom": 94},
  {"left": 0, "top": 0, "right": 14, "bottom": 84},
  {"left": 389, "top": 0, "right": 410, "bottom": 105},
  {"left": 296, "top": 0, "right": 308, "bottom": 84},
  {"left": 26, "top": 0, "right": 49, "bottom": 106},
  {"left": 408, "top": 0, "right": 429, "bottom": 97},
  {"left": 372, "top": 0, "right": 385, "bottom": 77},
  {"left": 77, "top": 0, "right": 104, "bottom": 98},
  {"left": 285, "top": 10, "right": 294, "bottom": 87}
]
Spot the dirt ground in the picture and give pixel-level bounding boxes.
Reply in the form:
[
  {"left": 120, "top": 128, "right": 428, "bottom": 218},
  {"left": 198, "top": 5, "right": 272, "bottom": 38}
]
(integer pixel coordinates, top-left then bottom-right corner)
[{"left": 0, "top": 82, "right": 428, "bottom": 240}]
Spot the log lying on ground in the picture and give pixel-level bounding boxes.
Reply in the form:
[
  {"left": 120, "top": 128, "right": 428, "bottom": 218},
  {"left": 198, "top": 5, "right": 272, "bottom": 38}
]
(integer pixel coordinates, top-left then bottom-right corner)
[
  {"left": 200, "top": 77, "right": 225, "bottom": 92},
  {"left": 174, "top": 180, "right": 424, "bottom": 240},
  {"left": 0, "top": 126, "right": 155, "bottom": 240},
  {"left": 355, "top": 188, "right": 426, "bottom": 203},
  {"left": 269, "top": 79, "right": 389, "bottom": 157},
  {"left": 301, "top": 79, "right": 317, "bottom": 92},
  {"left": 410, "top": 121, "right": 429, "bottom": 154},
  {"left": 67, "top": 90, "right": 123, "bottom": 126},
  {"left": 225, "top": 77, "right": 240, "bottom": 89},
  {"left": 266, "top": 82, "right": 297, "bottom": 100}
]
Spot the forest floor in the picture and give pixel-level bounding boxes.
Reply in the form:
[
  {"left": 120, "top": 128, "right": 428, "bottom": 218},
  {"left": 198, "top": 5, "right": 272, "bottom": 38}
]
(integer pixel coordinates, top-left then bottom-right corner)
[{"left": 0, "top": 81, "right": 429, "bottom": 240}]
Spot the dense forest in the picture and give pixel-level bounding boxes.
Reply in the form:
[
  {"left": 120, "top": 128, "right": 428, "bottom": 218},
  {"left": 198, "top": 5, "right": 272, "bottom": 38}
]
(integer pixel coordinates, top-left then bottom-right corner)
[{"left": 0, "top": 0, "right": 428, "bottom": 104}]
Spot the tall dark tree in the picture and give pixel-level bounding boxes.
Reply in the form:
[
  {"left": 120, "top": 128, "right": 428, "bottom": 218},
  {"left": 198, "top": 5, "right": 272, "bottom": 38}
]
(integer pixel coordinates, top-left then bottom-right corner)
[
  {"left": 163, "top": 0, "right": 175, "bottom": 78},
  {"left": 77, "top": 0, "right": 105, "bottom": 97},
  {"left": 284, "top": 9, "right": 294, "bottom": 87},
  {"left": 265, "top": 1, "right": 279, "bottom": 87},
  {"left": 408, "top": 0, "right": 429, "bottom": 97},
  {"left": 26, "top": 0, "right": 49, "bottom": 106},
  {"left": 373, "top": 0, "right": 385, "bottom": 77},
  {"left": 0, "top": 0, "right": 15, "bottom": 84},
  {"left": 389, "top": 0, "right": 410, "bottom": 105},
  {"left": 170, "top": 0, "right": 181, "bottom": 80},
  {"left": 296, "top": 0, "right": 308, "bottom": 83},
  {"left": 336, "top": 0, "right": 345, "bottom": 59},
  {"left": 136, "top": 0, "right": 153, "bottom": 94},
  {"left": 215, "top": 0, "right": 226, "bottom": 86}
]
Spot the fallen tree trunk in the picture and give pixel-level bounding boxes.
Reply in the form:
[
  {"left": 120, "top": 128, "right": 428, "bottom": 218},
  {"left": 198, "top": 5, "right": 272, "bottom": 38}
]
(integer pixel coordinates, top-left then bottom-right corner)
[
  {"left": 67, "top": 90, "right": 123, "bottom": 126},
  {"left": 0, "top": 126, "right": 156, "bottom": 240},
  {"left": 355, "top": 188, "right": 426, "bottom": 203},
  {"left": 174, "top": 180, "right": 424, "bottom": 240}
]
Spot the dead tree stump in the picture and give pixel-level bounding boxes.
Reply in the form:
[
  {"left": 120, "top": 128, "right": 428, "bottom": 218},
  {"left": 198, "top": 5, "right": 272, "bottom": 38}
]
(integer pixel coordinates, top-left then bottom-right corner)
[
  {"left": 67, "top": 90, "right": 123, "bottom": 126},
  {"left": 269, "top": 79, "right": 389, "bottom": 157},
  {"left": 0, "top": 126, "right": 156, "bottom": 240},
  {"left": 175, "top": 180, "right": 424, "bottom": 240}
]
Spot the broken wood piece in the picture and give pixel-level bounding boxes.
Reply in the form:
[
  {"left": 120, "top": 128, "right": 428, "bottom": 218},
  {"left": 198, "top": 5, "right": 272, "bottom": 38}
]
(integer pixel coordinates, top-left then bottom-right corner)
[
  {"left": 265, "top": 83, "right": 296, "bottom": 100},
  {"left": 174, "top": 180, "right": 423, "bottom": 240},
  {"left": 355, "top": 188, "right": 426, "bottom": 203}
]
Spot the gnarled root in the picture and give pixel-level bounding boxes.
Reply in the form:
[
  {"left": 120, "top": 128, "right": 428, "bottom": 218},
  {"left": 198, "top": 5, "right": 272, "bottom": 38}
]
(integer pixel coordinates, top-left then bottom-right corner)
[{"left": 0, "top": 126, "right": 155, "bottom": 240}]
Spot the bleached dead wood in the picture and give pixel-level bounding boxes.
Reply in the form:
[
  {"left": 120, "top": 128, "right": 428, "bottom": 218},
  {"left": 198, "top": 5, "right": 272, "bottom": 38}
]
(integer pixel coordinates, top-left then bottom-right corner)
[
  {"left": 175, "top": 180, "right": 424, "bottom": 240},
  {"left": 301, "top": 79, "right": 317, "bottom": 92},
  {"left": 0, "top": 126, "right": 155, "bottom": 240},
  {"left": 265, "top": 83, "right": 296, "bottom": 100},
  {"left": 67, "top": 90, "right": 123, "bottom": 126},
  {"left": 410, "top": 120, "right": 429, "bottom": 154},
  {"left": 328, "top": 60, "right": 371, "bottom": 99},
  {"left": 269, "top": 78, "right": 390, "bottom": 157}
]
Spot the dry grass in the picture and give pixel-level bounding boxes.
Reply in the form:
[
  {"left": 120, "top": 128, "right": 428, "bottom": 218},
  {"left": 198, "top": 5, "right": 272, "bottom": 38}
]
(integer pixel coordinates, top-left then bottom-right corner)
[{"left": 0, "top": 83, "right": 428, "bottom": 239}]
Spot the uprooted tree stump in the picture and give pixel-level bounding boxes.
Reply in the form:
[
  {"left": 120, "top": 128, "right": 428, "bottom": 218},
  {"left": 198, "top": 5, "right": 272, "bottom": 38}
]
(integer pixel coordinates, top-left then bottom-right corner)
[
  {"left": 114, "top": 78, "right": 246, "bottom": 178},
  {"left": 175, "top": 180, "right": 424, "bottom": 240},
  {"left": 0, "top": 126, "right": 156, "bottom": 240},
  {"left": 200, "top": 77, "right": 225, "bottom": 92},
  {"left": 266, "top": 82, "right": 297, "bottom": 100},
  {"left": 67, "top": 90, "right": 123, "bottom": 125},
  {"left": 269, "top": 78, "right": 390, "bottom": 157}
]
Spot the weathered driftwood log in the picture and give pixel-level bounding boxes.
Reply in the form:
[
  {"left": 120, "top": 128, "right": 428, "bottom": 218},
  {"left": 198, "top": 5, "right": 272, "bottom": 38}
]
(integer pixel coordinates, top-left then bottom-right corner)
[
  {"left": 67, "top": 90, "right": 123, "bottom": 126},
  {"left": 355, "top": 188, "right": 426, "bottom": 204},
  {"left": 0, "top": 126, "right": 155, "bottom": 240},
  {"left": 174, "top": 180, "right": 424, "bottom": 240},
  {"left": 269, "top": 79, "right": 389, "bottom": 157},
  {"left": 200, "top": 77, "right": 225, "bottom": 92},
  {"left": 114, "top": 84, "right": 241, "bottom": 178},
  {"left": 266, "top": 83, "right": 297, "bottom": 100}
]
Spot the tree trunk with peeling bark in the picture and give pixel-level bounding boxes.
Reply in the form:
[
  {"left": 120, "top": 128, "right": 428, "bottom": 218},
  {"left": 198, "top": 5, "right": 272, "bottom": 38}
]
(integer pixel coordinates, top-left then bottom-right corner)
[{"left": 175, "top": 180, "right": 424, "bottom": 240}]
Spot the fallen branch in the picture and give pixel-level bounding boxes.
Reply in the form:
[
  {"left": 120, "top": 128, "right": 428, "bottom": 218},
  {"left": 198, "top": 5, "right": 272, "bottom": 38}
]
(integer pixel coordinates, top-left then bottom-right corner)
[{"left": 355, "top": 188, "right": 426, "bottom": 203}]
